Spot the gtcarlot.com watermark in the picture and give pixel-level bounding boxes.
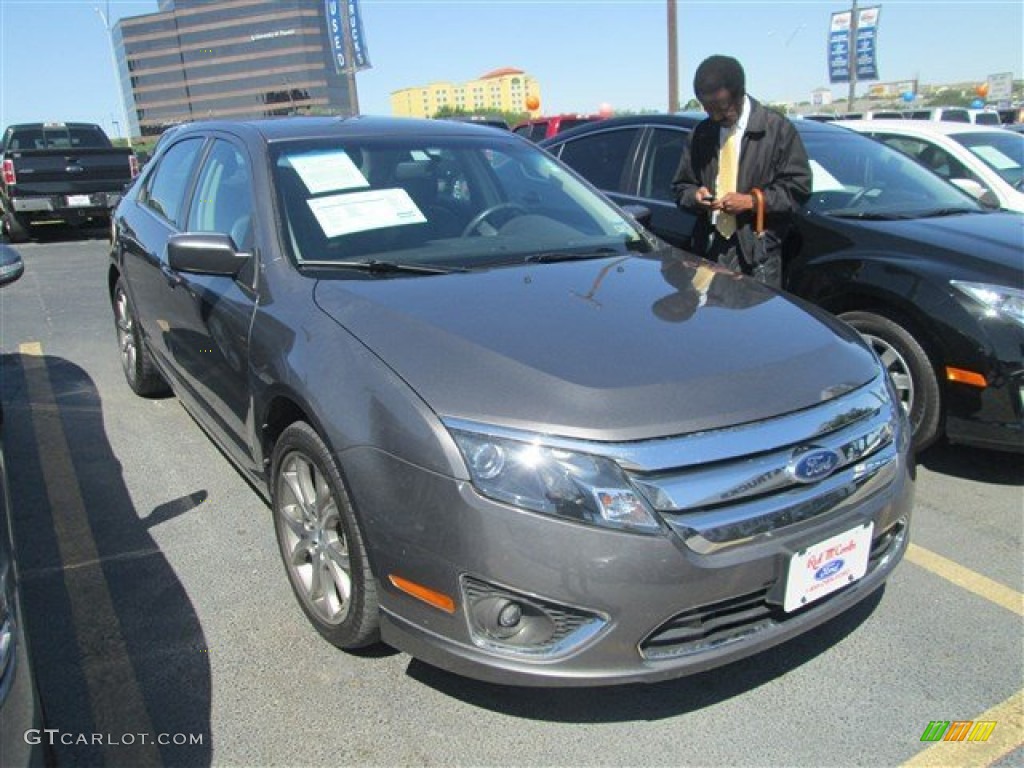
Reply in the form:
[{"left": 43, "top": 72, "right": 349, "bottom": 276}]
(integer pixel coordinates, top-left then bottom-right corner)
[{"left": 25, "top": 729, "right": 204, "bottom": 746}]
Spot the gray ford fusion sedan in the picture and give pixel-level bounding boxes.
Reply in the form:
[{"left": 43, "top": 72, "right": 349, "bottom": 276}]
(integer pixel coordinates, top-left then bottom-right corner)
[{"left": 108, "top": 116, "right": 913, "bottom": 686}]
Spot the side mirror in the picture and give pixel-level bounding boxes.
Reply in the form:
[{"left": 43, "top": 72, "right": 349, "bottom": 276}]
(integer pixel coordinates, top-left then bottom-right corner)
[
  {"left": 167, "top": 232, "right": 250, "bottom": 277},
  {"left": 0, "top": 244, "right": 24, "bottom": 287}
]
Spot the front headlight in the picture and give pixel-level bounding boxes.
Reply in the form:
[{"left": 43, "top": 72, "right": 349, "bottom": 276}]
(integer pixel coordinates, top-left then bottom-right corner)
[
  {"left": 951, "top": 281, "right": 1024, "bottom": 328},
  {"left": 450, "top": 429, "right": 661, "bottom": 533}
]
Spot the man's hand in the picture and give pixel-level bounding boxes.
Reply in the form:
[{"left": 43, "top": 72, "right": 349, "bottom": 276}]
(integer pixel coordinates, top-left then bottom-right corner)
[{"left": 714, "top": 192, "right": 753, "bottom": 214}]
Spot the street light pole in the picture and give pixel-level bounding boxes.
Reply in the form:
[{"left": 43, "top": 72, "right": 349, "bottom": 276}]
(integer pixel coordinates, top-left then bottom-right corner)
[
  {"left": 667, "top": 0, "right": 679, "bottom": 113},
  {"left": 95, "top": 1, "right": 133, "bottom": 147},
  {"left": 847, "top": 0, "right": 859, "bottom": 113}
]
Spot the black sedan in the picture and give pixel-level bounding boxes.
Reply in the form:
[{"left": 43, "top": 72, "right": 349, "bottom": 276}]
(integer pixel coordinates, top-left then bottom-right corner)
[{"left": 541, "top": 114, "right": 1024, "bottom": 453}]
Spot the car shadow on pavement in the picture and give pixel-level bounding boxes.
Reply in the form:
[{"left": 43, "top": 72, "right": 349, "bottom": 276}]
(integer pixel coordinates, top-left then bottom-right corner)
[
  {"left": 1, "top": 352, "right": 212, "bottom": 767},
  {"left": 406, "top": 580, "right": 885, "bottom": 721},
  {"left": 917, "top": 442, "right": 1023, "bottom": 485}
]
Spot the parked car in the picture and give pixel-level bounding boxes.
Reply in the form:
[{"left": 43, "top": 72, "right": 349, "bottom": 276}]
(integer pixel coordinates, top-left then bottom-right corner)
[
  {"left": 0, "top": 244, "right": 46, "bottom": 767},
  {"left": 904, "top": 106, "right": 971, "bottom": 123},
  {"left": 841, "top": 119, "right": 1024, "bottom": 213},
  {"left": 512, "top": 114, "right": 601, "bottom": 141},
  {"left": 967, "top": 108, "right": 1002, "bottom": 126},
  {"left": 1, "top": 122, "right": 138, "bottom": 242},
  {"left": 541, "top": 114, "right": 1024, "bottom": 453},
  {"left": 108, "top": 116, "right": 912, "bottom": 686},
  {"left": 439, "top": 115, "right": 510, "bottom": 130}
]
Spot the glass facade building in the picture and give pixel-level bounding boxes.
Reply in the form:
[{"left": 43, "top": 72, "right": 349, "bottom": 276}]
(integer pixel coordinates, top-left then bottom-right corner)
[{"left": 114, "top": 0, "right": 366, "bottom": 137}]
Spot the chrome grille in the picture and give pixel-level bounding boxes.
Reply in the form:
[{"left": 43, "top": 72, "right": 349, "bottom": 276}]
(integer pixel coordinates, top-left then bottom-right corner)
[{"left": 627, "top": 376, "right": 901, "bottom": 553}]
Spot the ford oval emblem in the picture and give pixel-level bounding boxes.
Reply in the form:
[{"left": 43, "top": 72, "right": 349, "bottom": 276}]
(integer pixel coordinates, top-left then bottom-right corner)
[
  {"left": 788, "top": 447, "right": 841, "bottom": 484},
  {"left": 815, "top": 559, "right": 845, "bottom": 581}
]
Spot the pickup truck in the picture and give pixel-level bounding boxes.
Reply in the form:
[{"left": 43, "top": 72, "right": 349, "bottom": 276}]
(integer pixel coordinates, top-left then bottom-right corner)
[{"left": 1, "top": 122, "right": 138, "bottom": 242}]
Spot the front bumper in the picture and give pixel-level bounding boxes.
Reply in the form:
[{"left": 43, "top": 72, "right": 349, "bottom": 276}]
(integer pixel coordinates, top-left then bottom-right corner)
[{"left": 345, "top": 380, "right": 915, "bottom": 686}]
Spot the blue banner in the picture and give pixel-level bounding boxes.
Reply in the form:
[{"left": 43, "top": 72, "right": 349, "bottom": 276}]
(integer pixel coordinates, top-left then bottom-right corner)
[
  {"left": 828, "top": 7, "right": 880, "bottom": 84},
  {"left": 325, "top": 0, "right": 346, "bottom": 72},
  {"left": 855, "top": 7, "right": 880, "bottom": 81},
  {"left": 346, "top": 0, "right": 371, "bottom": 71},
  {"left": 828, "top": 11, "right": 852, "bottom": 84}
]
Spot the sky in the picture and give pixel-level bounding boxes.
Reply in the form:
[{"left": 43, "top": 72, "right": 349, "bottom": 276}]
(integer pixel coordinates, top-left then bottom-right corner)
[{"left": 0, "top": 0, "right": 1021, "bottom": 140}]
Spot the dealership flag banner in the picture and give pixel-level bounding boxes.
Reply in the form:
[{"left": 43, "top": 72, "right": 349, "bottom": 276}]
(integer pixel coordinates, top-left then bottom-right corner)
[
  {"left": 325, "top": 0, "right": 372, "bottom": 73},
  {"left": 829, "top": 6, "right": 881, "bottom": 83}
]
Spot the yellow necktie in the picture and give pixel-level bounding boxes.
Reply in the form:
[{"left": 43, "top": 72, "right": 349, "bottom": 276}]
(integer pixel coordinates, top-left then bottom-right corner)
[{"left": 715, "top": 128, "right": 739, "bottom": 238}]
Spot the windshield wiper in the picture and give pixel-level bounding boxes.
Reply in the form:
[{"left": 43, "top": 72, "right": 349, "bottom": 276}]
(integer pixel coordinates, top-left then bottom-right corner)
[
  {"left": 825, "top": 210, "right": 917, "bottom": 220},
  {"left": 525, "top": 247, "right": 620, "bottom": 264},
  {"left": 300, "top": 259, "right": 468, "bottom": 274},
  {"left": 918, "top": 207, "right": 986, "bottom": 218}
]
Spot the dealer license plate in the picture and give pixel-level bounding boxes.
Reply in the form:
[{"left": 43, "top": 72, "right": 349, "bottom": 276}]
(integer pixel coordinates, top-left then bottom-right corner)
[
  {"left": 66, "top": 194, "right": 92, "bottom": 207},
  {"left": 783, "top": 523, "right": 873, "bottom": 612}
]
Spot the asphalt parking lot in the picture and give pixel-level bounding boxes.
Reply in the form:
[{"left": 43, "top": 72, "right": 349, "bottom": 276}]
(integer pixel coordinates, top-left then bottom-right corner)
[{"left": 0, "top": 231, "right": 1021, "bottom": 767}]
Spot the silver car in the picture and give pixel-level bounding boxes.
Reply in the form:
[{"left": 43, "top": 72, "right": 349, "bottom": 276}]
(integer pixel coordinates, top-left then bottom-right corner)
[{"left": 108, "top": 117, "right": 914, "bottom": 685}]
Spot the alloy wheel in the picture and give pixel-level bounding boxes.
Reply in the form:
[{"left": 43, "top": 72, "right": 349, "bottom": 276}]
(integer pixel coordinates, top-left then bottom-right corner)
[{"left": 277, "top": 451, "right": 352, "bottom": 625}]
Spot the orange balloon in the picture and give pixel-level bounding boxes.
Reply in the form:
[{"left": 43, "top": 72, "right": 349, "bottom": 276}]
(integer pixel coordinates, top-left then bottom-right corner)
[
  {"left": 525, "top": 95, "right": 540, "bottom": 111},
  {"left": 975, "top": 83, "right": 989, "bottom": 98}
]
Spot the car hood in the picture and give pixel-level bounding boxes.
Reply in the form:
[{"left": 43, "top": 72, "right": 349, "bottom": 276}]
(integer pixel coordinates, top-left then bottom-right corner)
[
  {"left": 838, "top": 211, "right": 1024, "bottom": 279},
  {"left": 313, "top": 254, "right": 879, "bottom": 441}
]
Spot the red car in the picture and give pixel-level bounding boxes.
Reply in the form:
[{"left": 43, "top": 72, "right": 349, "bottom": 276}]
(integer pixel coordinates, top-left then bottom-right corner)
[{"left": 512, "top": 114, "right": 601, "bottom": 141}]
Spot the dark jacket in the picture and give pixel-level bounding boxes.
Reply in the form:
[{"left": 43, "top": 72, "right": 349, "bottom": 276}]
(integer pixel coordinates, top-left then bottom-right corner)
[{"left": 672, "top": 98, "right": 811, "bottom": 280}]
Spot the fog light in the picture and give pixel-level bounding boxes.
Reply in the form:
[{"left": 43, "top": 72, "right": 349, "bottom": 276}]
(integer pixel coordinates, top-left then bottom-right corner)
[
  {"left": 462, "top": 576, "right": 608, "bottom": 658},
  {"left": 497, "top": 601, "right": 522, "bottom": 628}
]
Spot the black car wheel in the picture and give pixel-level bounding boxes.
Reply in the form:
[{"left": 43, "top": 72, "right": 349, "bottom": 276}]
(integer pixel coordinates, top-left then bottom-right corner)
[
  {"left": 2, "top": 211, "right": 29, "bottom": 243},
  {"left": 271, "top": 422, "right": 380, "bottom": 649},
  {"left": 113, "top": 278, "right": 168, "bottom": 396},
  {"left": 840, "top": 310, "right": 941, "bottom": 452}
]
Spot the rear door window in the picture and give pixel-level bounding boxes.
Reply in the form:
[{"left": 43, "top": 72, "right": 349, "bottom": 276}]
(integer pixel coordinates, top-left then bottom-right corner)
[
  {"left": 556, "top": 127, "right": 642, "bottom": 193},
  {"left": 640, "top": 128, "right": 688, "bottom": 201}
]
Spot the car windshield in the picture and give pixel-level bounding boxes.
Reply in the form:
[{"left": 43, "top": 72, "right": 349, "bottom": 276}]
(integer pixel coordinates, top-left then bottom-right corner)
[
  {"left": 271, "top": 135, "right": 648, "bottom": 270},
  {"left": 951, "top": 131, "right": 1024, "bottom": 189},
  {"left": 802, "top": 131, "right": 984, "bottom": 217}
]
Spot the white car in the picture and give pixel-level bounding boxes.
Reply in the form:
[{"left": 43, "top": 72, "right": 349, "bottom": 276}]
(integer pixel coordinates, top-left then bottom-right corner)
[{"left": 842, "top": 119, "right": 1024, "bottom": 213}]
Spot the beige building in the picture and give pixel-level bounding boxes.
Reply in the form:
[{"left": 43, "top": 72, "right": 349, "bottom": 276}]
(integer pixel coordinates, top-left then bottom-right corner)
[{"left": 390, "top": 67, "right": 541, "bottom": 118}]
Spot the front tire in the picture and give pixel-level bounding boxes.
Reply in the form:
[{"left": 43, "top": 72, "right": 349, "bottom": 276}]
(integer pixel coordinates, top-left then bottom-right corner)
[
  {"left": 113, "top": 277, "right": 168, "bottom": 396},
  {"left": 271, "top": 422, "right": 380, "bottom": 649},
  {"left": 840, "top": 310, "right": 941, "bottom": 452}
]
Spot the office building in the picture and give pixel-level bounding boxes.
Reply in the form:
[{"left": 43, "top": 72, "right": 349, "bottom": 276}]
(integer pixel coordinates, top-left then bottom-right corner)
[
  {"left": 390, "top": 68, "right": 541, "bottom": 119},
  {"left": 114, "top": 0, "right": 370, "bottom": 137}
]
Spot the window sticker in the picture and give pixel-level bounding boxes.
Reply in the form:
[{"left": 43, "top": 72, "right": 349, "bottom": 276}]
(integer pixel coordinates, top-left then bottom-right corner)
[
  {"left": 289, "top": 151, "right": 369, "bottom": 194},
  {"left": 809, "top": 159, "right": 844, "bottom": 191},
  {"left": 307, "top": 188, "right": 426, "bottom": 238},
  {"left": 970, "top": 145, "right": 1020, "bottom": 171}
]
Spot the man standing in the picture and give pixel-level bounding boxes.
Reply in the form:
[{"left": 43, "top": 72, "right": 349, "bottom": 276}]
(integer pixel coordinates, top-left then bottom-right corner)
[{"left": 672, "top": 55, "right": 811, "bottom": 287}]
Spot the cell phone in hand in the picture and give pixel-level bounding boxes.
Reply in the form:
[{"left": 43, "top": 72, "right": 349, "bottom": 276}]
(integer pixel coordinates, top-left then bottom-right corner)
[{"left": 704, "top": 194, "right": 717, "bottom": 203}]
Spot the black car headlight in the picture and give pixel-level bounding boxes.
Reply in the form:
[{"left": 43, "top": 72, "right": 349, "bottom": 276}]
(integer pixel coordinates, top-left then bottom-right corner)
[
  {"left": 951, "top": 281, "right": 1024, "bottom": 328},
  {"left": 450, "top": 429, "right": 661, "bottom": 533}
]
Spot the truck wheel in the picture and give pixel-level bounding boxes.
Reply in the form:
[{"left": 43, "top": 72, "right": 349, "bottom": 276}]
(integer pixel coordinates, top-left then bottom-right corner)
[
  {"left": 840, "top": 310, "right": 941, "bottom": 452},
  {"left": 2, "top": 212, "right": 29, "bottom": 243},
  {"left": 113, "top": 277, "right": 168, "bottom": 396}
]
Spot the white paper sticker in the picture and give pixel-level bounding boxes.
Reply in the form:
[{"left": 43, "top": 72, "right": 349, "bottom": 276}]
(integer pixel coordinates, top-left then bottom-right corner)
[
  {"left": 970, "top": 145, "right": 1020, "bottom": 172},
  {"left": 306, "top": 188, "right": 427, "bottom": 238},
  {"left": 289, "top": 151, "right": 369, "bottom": 194}
]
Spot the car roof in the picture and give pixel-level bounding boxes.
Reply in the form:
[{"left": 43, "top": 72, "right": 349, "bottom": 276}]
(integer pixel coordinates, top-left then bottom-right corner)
[
  {"left": 839, "top": 119, "right": 1011, "bottom": 136},
  {"left": 169, "top": 115, "right": 516, "bottom": 144},
  {"left": 539, "top": 111, "right": 853, "bottom": 145}
]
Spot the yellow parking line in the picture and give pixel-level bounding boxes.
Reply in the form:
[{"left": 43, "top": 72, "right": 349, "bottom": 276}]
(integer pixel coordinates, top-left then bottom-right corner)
[
  {"left": 902, "top": 689, "right": 1024, "bottom": 767},
  {"left": 19, "top": 342, "right": 162, "bottom": 766},
  {"left": 906, "top": 543, "right": 1024, "bottom": 617}
]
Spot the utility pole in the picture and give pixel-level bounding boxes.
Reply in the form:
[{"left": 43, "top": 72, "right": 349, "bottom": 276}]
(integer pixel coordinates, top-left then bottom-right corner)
[
  {"left": 847, "top": 0, "right": 859, "bottom": 113},
  {"left": 667, "top": 0, "right": 679, "bottom": 112},
  {"left": 95, "top": 1, "right": 133, "bottom": 146}
]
